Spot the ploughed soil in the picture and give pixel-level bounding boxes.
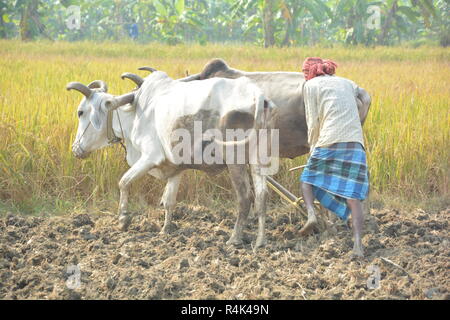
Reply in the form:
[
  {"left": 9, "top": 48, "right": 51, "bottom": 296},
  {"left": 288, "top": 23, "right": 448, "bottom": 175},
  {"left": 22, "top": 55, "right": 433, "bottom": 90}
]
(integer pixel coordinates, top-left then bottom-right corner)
[{"left": 0, "top": 204, "right": 448, "bottom": 300}]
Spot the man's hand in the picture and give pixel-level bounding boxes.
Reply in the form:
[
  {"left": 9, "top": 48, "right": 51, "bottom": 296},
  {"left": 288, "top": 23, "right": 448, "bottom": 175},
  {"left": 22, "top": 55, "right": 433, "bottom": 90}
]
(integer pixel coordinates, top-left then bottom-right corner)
[{"left": 356, "top": 87, "right": 372, "bottom": 125}]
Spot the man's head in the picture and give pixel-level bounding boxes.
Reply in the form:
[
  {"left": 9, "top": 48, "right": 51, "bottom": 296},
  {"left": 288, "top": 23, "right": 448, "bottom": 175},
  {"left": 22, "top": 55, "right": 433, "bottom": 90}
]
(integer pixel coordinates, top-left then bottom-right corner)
[{"left": 302, "top": 57, "right": 337, "bottom": 81}]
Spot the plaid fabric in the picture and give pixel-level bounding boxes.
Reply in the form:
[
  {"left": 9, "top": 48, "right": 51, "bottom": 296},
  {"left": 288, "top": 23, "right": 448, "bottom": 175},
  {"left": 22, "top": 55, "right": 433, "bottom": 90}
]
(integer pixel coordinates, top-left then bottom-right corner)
[{"left": 300, "top": 142, "right": 369, "bottom": 220}]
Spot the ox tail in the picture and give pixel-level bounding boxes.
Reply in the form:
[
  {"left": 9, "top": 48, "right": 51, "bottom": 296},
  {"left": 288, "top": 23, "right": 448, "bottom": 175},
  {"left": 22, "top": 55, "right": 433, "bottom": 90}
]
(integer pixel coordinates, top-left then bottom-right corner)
[
  {"left": 213, "top": 94, "right": 274, "bottom": 147},
  {"left": 212, "top": 125, "right": 257, "bottom": 147}
]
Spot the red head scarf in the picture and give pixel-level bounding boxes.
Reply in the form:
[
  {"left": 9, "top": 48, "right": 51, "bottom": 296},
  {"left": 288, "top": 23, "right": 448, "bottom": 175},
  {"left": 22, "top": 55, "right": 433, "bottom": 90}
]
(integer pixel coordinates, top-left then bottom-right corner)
[{"left": 302, "top": 57, "right": 338, "bottom": 81}]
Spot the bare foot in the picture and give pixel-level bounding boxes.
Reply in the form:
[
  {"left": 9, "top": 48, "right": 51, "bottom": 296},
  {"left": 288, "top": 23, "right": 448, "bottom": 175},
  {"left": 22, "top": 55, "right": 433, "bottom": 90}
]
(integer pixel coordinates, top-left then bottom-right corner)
[
  {"left": 299, "top": 216, "right": 318, "bottom": 237},
  {"left": 352, "top": 243, "right": 364, "bottom": 258}
]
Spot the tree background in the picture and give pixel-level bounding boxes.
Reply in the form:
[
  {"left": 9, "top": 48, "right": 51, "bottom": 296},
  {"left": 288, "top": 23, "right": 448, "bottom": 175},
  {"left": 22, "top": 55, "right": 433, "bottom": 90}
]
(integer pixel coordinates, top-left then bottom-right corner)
[{"left": 0, "top": 0, "right": 448, "bottom": 46}]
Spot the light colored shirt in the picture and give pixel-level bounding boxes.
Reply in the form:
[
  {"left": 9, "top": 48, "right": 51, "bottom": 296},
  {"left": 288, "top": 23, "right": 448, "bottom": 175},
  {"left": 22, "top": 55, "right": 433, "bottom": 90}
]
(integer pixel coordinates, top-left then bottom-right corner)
[{"left": 303, "top": 75, "right": 365, "bottom": 152}]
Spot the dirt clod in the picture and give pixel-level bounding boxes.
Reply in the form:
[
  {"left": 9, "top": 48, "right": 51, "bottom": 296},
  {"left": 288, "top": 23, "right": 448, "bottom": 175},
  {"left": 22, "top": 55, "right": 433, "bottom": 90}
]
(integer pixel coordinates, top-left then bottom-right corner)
[
  {"left": 179, "top": 258, "right": 190, "bottom": 269},
  {"left": 229, "top": 257, "right": 240, "bottom": 267},
  {"left": 72, "top": 214, "right": 94, "bottom": 228}
]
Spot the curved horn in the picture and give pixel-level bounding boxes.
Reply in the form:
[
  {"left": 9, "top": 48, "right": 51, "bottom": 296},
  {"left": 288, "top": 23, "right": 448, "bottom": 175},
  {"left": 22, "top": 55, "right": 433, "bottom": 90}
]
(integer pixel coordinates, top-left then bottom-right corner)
[
  {"left": 87, "top": 80, "right": 108, "bottom": 92},
  {"left": 66, "top": 82, "right": 93, "bottom": 98},
  {"left": 138, "top": 66, "right": 157, "bottom": 73},
  {"left": 121, "top": 72, "right": 144, "bottom": 87},
  {"left": 178, "top": 73, "right": 201, "bottom": 82},
  {"left": 104, "top": 92, "right": 135, "bottom": 111}
]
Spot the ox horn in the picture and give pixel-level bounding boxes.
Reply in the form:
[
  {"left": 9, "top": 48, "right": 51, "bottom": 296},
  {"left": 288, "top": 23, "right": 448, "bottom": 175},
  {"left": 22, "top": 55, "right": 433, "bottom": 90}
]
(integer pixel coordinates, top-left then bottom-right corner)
[
  {"left": 66, "top": 82, "right": 93, "bottom": 98},
  {"left": 87, "top": 80, "right": 108, "bottom": 92},
  {"left": 104, "top": 92, "right": 135, "bottom": 111},
  {"left": 121, "top": 72, "right": 144, "bottom": 87},
  {"left": 138, "top": 66, "right": 157, "bottom": 73},
  {"left": 178, "top": 73, "right": 201, "bottom": 82}
]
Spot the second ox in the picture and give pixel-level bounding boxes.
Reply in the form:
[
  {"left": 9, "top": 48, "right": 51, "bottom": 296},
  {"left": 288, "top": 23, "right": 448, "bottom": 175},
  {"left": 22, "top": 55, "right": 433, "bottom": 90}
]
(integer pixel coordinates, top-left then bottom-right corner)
[{"left": 178, "top": 58, "right": 372, "bottom": 159}]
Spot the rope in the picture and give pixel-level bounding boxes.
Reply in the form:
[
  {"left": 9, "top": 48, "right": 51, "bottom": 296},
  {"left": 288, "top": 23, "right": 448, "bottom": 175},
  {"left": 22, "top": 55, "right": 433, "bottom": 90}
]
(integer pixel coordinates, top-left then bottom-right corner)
[
  {"left": 115, "top": 110, "right": 128, "bottom": 163},
  {"left": 74, "top": 121, "right": 91, "bottom": 149},
  {"left": 74, "top": 111, "right": 127, "bottom": 162}
]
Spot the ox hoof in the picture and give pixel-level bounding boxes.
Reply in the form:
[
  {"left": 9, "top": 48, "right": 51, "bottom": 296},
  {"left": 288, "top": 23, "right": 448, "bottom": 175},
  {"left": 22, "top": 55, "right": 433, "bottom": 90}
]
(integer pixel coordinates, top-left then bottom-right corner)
[
  {"left": 118, "top": 214, "right": 132, "bottom": 231},
  {"left": 226, "top": 236, "right": 243, "bottom": 247},
  {"left": 160, "top": 222, "right": 177, "bottom": 235},
  {"left": 254, "top": 236, "right": 267, "bottom": 249}
]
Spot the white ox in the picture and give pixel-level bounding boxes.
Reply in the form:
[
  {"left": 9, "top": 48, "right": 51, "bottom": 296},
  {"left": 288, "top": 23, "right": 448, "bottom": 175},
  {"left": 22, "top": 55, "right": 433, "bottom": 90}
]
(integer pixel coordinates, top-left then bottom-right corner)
[{"left": 67, "top": 72, "right": 274, "bottom": 248}]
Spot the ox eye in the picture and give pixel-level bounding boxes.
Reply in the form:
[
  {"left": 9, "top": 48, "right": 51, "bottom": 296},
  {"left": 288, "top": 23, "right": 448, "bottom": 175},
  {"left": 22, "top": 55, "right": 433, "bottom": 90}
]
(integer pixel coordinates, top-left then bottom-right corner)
[{"left": 78, "top": 111, "right": 84, "bottom": 118}]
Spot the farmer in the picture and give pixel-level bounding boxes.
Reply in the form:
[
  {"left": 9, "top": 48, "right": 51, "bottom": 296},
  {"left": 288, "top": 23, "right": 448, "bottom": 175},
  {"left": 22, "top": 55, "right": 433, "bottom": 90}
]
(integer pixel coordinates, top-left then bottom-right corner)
[{"left": 299, "top": 57, "right": 369, "bottom": 257}]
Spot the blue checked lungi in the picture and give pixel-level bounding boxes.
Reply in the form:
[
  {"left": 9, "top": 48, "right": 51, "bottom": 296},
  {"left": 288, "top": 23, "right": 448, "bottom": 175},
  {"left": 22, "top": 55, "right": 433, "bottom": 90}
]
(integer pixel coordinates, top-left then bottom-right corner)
[{"left": 300, "top": 142, "right": 369, "bottom": 221}]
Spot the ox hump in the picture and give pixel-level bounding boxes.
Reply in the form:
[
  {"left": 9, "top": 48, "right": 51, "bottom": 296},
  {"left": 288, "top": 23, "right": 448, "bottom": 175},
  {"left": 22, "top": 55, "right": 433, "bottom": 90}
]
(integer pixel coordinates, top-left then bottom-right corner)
[{"left": 200, "top": 59, "right": 230, "bottom": 79}]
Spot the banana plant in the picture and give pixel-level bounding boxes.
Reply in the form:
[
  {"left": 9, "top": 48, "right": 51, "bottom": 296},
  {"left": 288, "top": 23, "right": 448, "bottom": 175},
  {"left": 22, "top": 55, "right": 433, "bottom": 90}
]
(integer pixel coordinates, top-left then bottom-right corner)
[
  {"left": 433, "top": 0, "right": 450, "bottom": 46},
  {"left": 377, "top": 0, "right": 436, "bottom": 44},
  {"left": 148, "top": 0, "right": 204, "bottom": 44},
  {"left": 230, "top": 0, "right": 333, "bottom": 46},
  {"left": 330, "top": 0, "right": 436, "bottom": 45},
  {"left": 0, "top": 1, "right": 14, "bottom": 38}
]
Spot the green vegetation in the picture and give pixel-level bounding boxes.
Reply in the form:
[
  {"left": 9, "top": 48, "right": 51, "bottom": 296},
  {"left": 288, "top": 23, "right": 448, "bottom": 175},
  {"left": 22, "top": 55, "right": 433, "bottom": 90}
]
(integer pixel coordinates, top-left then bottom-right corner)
[{"left": 0, "top": 0, "right": 448, "bottom": 46}]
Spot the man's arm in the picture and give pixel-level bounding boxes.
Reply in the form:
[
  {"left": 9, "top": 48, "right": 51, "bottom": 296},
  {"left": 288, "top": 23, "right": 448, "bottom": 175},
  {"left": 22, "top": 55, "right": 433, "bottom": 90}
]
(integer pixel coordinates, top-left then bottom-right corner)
[
  {"left": 350, "top": 80, "right": 372, "bottom": 126},
  {"left": 356, "top": 87, "right": 371, "bottom": 126}
]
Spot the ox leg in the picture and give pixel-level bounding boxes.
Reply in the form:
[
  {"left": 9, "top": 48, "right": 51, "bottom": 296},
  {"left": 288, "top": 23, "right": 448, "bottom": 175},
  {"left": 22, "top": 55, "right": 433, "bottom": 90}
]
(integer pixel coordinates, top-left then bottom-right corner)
[
  {"left": 117, "top": 156, "right": 159, "bottom": 231},
  {"left": 251, "top": 165, "right": 268, "bottom": 249},
  {"left": 226, "top": 164, "right": 252, "bottom": 246},
  {"left": 159, "top": 173, "right": 182, "bottom": 234}
]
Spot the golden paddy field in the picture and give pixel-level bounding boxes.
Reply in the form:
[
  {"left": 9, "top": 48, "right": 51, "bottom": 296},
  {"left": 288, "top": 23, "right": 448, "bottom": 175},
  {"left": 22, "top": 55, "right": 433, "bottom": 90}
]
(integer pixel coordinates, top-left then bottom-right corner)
[{"left": 0, "top": 40, "right": 448, "bottom": 214}]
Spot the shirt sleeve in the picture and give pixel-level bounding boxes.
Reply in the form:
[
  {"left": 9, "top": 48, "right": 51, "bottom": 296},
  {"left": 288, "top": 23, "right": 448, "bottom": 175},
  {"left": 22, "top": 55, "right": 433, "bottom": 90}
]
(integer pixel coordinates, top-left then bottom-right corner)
[{"left": 303, "top": 82, "right": 320, "bottom": 152}]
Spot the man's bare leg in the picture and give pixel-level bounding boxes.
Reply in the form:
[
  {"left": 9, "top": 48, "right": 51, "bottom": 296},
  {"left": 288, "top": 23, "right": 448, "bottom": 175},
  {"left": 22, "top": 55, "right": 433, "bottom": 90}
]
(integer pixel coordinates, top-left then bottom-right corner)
[
  {"left": 299, "top": 182, "right": 318, "bottom": 236},
  {"left": 347, "top": 198, "right": 364, "bottom": 257}
]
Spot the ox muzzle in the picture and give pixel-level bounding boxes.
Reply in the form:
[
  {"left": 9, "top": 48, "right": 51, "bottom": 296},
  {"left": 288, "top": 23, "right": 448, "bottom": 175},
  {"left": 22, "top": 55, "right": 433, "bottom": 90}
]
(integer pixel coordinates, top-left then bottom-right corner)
[{"left": 72, "top": 142, "right": 90, "bottom": 159}]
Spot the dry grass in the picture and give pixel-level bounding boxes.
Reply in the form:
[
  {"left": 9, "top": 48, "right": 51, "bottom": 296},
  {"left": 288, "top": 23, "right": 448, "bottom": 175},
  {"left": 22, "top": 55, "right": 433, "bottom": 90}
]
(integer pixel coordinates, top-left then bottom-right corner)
[{"left": 0, "top": 40, "right": 448, "bottom": 214}]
